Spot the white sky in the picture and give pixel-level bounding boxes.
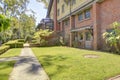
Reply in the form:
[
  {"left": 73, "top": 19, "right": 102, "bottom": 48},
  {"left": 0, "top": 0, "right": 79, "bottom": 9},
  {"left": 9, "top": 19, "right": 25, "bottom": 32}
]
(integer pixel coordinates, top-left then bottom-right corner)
[{"left": 27, "top": 0, "right": 47, "bottom": 25}]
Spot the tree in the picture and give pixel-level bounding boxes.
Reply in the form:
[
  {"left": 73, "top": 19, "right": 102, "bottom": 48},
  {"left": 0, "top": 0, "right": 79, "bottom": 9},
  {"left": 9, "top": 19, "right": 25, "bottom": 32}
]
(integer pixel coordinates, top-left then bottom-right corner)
[
  {"left": 103, "top": 22, "right": 120, "bottom": 53},
  {"left": 0, "top": 0, "right": 30, "bottom": 17},
  {"left": 19, "top": 13, "right": 36, "bottom": 38},
  {"left": 0, "top": 14, "right": 11, "bottom": 44}
]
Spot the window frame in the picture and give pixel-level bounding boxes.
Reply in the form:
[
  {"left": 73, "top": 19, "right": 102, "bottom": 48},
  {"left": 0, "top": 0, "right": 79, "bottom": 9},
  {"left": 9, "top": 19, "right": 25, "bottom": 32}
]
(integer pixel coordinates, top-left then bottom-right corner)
[
  {"left": 84, "top": 9, "right": 91, "bottom": 19},
  {"left": 57, "top": 9, "right": 60, "bottom": 16},
  {"left": 78, "top": 32, "right": 83, "bottom": 41},
  {"left": 62, "top": 4, "right": 65, "bottom": 13},
  {"left": 78, "top": 12, "right": 84, "bottom": 21}
]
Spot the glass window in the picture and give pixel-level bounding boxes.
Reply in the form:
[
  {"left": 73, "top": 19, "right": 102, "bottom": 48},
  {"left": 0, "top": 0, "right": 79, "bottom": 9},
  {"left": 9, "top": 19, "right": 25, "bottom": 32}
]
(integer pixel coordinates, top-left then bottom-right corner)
[
  {"left": 64, "top": 19, "right": 69, "bottom": 26},
  {"left": 62, "top": 4, "right": 64, "bottom": 13},
  {"left": 85, "top": 9, "right": 91, "bottom": 19},
  {"left": 57, "top": 9, "right": 60, "bottom": 16},
  {"left": 71, "top": 0, "right": 76, "bottom": 5},
  {"left": 86, "top": 32, "right": 92, "bottom": 41},
  {"left": 78, "top": 13, "right": 83, "bottom": 21},
  {"left": 57, "top": 0, "right": 59, "bottom": 3},
  {"left": 78, "top": 33, "right": 83, "bottom": 40}
]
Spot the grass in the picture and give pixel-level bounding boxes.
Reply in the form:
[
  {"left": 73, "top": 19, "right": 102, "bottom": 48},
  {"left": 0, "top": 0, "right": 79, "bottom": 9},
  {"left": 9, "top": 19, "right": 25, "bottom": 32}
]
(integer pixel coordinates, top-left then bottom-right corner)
[
  {"left": 0, "top": 61, "right": 15, "bottom": 80},
  {"left": 0, "top": 48, "right": 21, "bottom": 80},
  {"left": 32, "top": 47, "right": 120, "bottom": 80},
  {"left": 0, "top": 48, "right": 21, "bottom": 58}
]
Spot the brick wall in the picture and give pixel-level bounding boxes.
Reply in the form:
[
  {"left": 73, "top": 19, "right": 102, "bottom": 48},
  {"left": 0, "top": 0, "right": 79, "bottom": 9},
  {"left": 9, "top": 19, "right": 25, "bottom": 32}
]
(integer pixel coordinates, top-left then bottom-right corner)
[{"left": 99, "top": 0, "right": 120, "bottom": 50}]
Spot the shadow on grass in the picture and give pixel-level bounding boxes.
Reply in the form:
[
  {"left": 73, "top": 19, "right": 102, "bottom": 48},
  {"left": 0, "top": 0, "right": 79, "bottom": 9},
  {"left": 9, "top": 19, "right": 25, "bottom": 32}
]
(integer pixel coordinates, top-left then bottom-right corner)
[
  {"left": 38, "top": 55, "right": 70, "bottom": 78},
  {"left": 0, "top": 61, "right": 15, "bottom": 80},
  {"left": 0, "top": 61, "right": 15, "bottom": 70}
]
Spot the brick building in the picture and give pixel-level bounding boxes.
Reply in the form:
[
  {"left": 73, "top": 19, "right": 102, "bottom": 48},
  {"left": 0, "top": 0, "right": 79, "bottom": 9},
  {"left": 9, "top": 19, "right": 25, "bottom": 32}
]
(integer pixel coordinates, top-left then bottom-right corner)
[{"left": 46, "top": 0, "right": 120, "bottom": 50}]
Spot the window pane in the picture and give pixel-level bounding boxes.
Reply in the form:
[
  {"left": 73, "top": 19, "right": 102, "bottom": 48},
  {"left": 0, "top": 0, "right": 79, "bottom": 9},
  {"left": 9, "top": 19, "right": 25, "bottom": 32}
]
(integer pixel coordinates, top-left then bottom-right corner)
[
  {"left": 62, "top": 4, "right": 64, "bottom": 13},
  {"left": 85, "top": 10, "right": 90, "bottom": 19},
  {"left": 78, "top": 13, "right": 83, "bottom": 21},
  {"left": 78, "top": 33, "right": 83, "bottom": 40},
  {"left": 86, "top": 32, "right": 92, "bottom": 41}
]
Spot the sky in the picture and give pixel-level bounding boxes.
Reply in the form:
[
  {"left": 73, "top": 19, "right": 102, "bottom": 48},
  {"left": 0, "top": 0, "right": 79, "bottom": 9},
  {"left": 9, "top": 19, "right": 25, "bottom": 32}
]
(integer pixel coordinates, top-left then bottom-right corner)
[{"left": 27, "top": 0, "right": 47, "bottom": 25}]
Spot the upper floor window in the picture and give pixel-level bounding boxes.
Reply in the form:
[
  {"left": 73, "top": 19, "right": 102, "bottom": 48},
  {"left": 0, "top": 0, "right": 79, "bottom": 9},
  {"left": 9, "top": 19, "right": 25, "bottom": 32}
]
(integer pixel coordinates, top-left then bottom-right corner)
[
  {"left": 57, "top": 9, "right": 60, "bottom": 16},
  {"left": 64, "top": 19, "right": 69, "bottom": 26},
  {"left": 71, "top": 0, "right": 76, "bottom": 5},
  {"left": 85, "top": 9, "right": 91, "bottom": 19},
  {"left": 57, "top": 0, "right": 59, "bottom": 3},
  {"left": 62, "top": 4, "right": 65, "bottom": 13},
  {"left": 78, "top": 13, "right": 83, "bottom": 21}
]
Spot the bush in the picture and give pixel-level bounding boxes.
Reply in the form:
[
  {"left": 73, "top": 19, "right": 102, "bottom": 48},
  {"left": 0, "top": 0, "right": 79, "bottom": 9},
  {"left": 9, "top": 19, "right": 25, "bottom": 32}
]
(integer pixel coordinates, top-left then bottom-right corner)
[
  {"left": 103, "top": 22, "right": 120, "bottom": 53},
  {"left": 4, "top": 40, "right": 24, "bottom": 48},
  {"left": 0, "top": 45, "right": 10, "bottom": 55},
  {"left": 17, "top": 39, "right": 24, "bottom": 42}
]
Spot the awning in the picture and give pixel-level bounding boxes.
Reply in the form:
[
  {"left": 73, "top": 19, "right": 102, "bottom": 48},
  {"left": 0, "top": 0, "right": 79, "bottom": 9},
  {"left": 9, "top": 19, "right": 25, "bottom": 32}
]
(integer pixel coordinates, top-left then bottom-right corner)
[{"left": 71, "top": 26, "right": 92, "bottom": 32}]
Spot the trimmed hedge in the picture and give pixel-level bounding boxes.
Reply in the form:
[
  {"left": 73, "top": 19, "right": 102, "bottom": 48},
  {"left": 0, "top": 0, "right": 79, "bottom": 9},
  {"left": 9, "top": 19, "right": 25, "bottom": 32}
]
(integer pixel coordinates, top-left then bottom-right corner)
[
  {"left": 0, "top": 45, "right": 10, "bottom": 55},
  {"left": 17, "top": 39, "right": 24, "bottom": 42},
  {"left": 4, "top": 40, "right": 24, "bottom": 48}
]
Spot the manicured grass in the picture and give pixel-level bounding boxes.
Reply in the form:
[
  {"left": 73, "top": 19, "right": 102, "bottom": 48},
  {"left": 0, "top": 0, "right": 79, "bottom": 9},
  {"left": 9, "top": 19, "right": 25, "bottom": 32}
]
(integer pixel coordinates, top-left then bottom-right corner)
[
  {"left": 0, "top": 61, "right": 15, "bottom": 80},
  {"left": 32, "top": 47, "right": 120, "bottom": 80},
  {"left": 0, "top": 48, "right": 21, "bottom": 58}
]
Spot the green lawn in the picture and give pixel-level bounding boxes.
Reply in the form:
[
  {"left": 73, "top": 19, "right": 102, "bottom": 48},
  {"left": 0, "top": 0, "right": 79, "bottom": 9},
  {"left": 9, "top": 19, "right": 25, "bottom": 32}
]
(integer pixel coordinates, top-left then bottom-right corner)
[
  {"left": 0, "top": 48, "right": 21, "bottom": 80},
  {"left": 0, "top": 61, "right": 15, "bottom": 80},
  {"left": 32, "top": 47, "right": 120, "bottom": 80},
  {"left": 0, "top": 48, "right": 21, "bottom": 58}
]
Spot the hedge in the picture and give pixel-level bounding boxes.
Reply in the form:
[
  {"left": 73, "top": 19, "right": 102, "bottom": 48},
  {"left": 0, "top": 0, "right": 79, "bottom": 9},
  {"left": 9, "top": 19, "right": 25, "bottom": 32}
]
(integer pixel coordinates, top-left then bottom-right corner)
[
  {"left": 0, "top": 45, "right": 10, "bottom": 55},
  {"left": 4, "top": 40, "right": 24, "bottom": 48},
  {"left": 17, "top": 39, "right": 24, "bottom": 42}
]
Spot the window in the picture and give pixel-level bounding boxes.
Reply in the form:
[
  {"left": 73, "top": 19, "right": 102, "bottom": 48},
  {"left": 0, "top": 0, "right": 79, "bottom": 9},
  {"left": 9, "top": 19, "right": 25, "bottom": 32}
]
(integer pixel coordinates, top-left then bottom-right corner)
[
  {"left": 86, "top": 32, "right": 92, "bottom": 41},
  {"left": 85, "top": 9, "right": 91, "bottom": 19},
  {"left": 57, "top": 9, "right": 60, "bottom": 16},
  {"left": 71, "top": 0, "right": 76, "bottom": 5},
  {"left": 78, "top": 33, "right": 83, "bottom": 41},
  {"left": 57, "top": 0, "right": 59, "bottom": 3},
  {"left": 62, "top": 4, "right": 64, "bottom": 13},
  {"left": 78, "top": 13, "right": 83, "bottom": 21},
  {"left": 64, "top": 19, "right": 69, "bottom": 26}
]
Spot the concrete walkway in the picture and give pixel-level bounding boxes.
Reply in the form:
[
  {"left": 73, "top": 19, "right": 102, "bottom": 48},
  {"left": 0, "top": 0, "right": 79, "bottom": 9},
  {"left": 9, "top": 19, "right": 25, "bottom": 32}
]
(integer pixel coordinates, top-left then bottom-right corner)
[{"left": 9, "top": 48, "right": 49, "bottom": 80}]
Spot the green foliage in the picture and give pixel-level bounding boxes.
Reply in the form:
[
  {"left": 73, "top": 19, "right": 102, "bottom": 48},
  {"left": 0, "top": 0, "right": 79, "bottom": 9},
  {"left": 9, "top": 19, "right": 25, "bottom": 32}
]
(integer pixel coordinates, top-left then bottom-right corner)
[
  {"left": 4, "top": 40, "right": 24, "bottom": 48},
  {"left": 34, "top": 29, "right": 53, "bottom": 46},
  {"left": 25, "top": 35, "right": 32, "bottom": 43},
  {"left": 103, "top": 22, "right": 120, "bottom": 53},
  {"left": 17, "top": 39, "right": 24, "bottom": 42},
  {"left": 0, "top": 14, "right": 11, "bottom": 32},
  {"left": 0, "top": 45, "right": 10, "bottom": 55}
]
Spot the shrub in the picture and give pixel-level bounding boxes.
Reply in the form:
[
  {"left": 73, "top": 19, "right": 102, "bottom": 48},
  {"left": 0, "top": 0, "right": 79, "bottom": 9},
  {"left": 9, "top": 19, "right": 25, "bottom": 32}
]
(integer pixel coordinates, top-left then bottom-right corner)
[
  {"left": 34, "top": 29, "right": 53, "bottom": 47},
  {"left": 17, "top": 39, "right": 24, "bottom": 42},
  {"left": 0, "top": 45, "right": 10, "bottom": 55},
  {"left": 4, "top": 40, "right": 24, "bottom": 48},
  {"left": 103, "top": 22, "right": 120, "bottom": 53}
]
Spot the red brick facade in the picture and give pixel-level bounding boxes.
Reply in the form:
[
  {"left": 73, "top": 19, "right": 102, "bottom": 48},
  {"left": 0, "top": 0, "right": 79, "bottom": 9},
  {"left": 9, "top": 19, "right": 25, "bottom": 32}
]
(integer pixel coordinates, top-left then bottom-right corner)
[{"left": 48, "top": 0, "right": 120, "bottom": 50}]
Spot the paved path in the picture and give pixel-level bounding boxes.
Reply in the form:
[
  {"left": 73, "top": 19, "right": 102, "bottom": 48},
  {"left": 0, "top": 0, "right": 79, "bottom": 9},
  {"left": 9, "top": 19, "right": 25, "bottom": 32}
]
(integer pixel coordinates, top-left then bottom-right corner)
[{"left": 9, "top": 48, "right": 49, "bottom": 80}]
